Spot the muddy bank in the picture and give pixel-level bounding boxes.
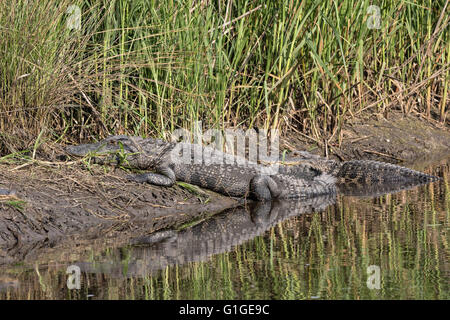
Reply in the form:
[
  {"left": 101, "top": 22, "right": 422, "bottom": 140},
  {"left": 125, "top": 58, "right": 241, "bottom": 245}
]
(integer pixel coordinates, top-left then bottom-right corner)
[
  {"left": 284, "top": 112, "right": 450, "bottom": 165},
  {"left": 0, "top": 162, "right": 238, "bottom": 254}
]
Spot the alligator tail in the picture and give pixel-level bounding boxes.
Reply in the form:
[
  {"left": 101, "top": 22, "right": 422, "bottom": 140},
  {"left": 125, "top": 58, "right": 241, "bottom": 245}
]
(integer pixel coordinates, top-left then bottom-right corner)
[{"left": 337, "top": 160, "right": 440, "bottom": 184}]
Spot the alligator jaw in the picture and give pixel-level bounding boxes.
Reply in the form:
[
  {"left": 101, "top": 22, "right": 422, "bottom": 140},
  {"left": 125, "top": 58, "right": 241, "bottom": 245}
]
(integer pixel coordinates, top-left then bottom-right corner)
[
  {"left": 65, "top": 135, "right": 144, "bottom": 158},
  {"left": 337, "top": 160, "right": 440, "bottom": 184},
  {"left": 65, "top": 141, "right": 111, "bottom": 157}
]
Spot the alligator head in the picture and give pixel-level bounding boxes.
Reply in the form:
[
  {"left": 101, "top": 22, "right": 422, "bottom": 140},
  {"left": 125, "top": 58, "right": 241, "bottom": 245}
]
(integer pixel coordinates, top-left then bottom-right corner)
[{"left": 65, "top": 135, "right": 171, "bottom": 169}]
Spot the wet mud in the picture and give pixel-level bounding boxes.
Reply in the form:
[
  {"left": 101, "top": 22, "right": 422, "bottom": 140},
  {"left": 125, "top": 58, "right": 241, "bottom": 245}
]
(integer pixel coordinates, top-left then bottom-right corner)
[{"left": 0, "top": 162, "right": 238, "bottom": 262}]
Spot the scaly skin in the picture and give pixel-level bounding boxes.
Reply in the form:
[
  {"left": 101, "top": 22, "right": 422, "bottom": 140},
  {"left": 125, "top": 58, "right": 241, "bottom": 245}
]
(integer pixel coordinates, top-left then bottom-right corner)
[
  {"left": 66, "top": 135, "right": 336, "bottom": 200},
  {"left": 279, "top": 150, "right": 440, "bottom": 185},
  {"left": 66, "top": 135, "right": 439, "bottom": 199}
]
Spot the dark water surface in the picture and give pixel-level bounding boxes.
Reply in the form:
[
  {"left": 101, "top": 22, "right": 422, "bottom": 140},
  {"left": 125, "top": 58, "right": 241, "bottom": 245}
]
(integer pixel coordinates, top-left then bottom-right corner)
[{"left": 0, "top": 158, "right": 448, "bottom": 300}]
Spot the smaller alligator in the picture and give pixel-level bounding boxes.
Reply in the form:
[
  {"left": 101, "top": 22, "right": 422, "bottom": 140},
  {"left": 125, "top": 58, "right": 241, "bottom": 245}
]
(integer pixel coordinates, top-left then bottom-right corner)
[
  {"left": 279, "top": 150, "right": 440, "bottom": 185},
  {"left": 66, "top": 135, "right": 336, "bottom": 200}
]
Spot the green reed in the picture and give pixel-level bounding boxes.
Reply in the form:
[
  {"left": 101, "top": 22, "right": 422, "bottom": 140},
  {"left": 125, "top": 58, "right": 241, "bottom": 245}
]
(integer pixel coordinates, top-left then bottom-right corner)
[{"left": 0, "top": 0, "right": 448, "bottom": 153}]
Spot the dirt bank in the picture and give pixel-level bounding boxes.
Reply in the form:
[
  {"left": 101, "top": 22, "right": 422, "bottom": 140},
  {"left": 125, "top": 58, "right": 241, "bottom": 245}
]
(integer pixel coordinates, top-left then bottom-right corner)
[
  {"left": 284, "top": 112, "right": 450, "bottom": 165},
  {"left": 0, "top": 162, "right": 238, "bottom": 255},
  {"left": 0, "top": 113, "right": 449, "bottom": 261}
]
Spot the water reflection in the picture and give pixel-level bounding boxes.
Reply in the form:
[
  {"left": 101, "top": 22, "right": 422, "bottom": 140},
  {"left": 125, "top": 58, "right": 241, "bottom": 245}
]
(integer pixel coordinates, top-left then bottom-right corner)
[
  {"left": 73, "top": 173, "right": 444, "bottom": 277},
  {"left": 75, "top": 196, "right": 336, "bottom": 277}
]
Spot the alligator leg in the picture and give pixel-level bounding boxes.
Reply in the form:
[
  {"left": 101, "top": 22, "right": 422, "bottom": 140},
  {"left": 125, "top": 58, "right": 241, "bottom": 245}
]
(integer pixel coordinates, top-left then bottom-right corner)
[
  {"left": 126, "top": 165, "right": 176, "bottom": 187},
  {"left": 249, "top": 201, "right": 274, "bottom": 224},
  {"left": 250, "top": 175, "right": 281, "bottom": 201}
]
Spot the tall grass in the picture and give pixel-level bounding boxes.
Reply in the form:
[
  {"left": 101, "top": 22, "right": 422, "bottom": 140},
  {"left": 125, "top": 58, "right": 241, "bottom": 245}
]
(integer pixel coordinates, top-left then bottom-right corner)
[{"left": 0, "top": 0, "right": 449, "bottom": 153}]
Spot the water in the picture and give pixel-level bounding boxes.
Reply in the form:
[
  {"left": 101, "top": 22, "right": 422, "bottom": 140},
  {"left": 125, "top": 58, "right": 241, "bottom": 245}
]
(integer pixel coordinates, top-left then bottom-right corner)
[{"left": 0, "top": 158, "right": 448, "bottom": 300}]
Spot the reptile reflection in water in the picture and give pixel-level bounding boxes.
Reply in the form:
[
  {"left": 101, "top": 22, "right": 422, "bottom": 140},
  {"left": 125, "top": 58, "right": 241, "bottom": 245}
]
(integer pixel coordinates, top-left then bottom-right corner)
[
  {"left": 74, "top": 195, "right": 335, "bottom": 277},
  {"left": 336, "top": 177, "right": 440, "bottom": 197},
  {"left": 73, "top": 172, "right": 441, "bottom": 278}
]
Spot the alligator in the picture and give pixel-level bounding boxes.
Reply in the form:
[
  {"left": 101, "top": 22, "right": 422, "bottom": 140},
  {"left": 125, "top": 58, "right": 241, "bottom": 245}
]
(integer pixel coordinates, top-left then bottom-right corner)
[
  {"left": 73, "top": 196, "right": 336, "bottom": 277},
  {"left": 66, "top": 135, "right": 337, "bottom": 200},
  {"left": 277, "top": 150, "right": 440, "bottom": 196},
  {"left": 65, "top": 135, "right": 440, "bottom": 200}
]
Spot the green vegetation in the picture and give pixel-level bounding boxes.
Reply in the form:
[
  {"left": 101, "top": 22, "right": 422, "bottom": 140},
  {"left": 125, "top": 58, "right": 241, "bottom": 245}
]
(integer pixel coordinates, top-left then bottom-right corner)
[
  {"left": 1, "top": 199, "right": 27, "bottom": 212},
  {"left": 0, "top": 0, "right": 448, "bottom": 154},
  {"left": 177, "top": 181, "right": 211, "bottom": 203}
]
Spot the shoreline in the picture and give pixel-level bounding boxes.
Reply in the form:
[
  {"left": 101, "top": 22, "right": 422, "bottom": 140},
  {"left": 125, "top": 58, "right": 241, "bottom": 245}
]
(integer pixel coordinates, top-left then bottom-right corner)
[{"left": 1, "top": 115, "right": 449, "bottom": 262}]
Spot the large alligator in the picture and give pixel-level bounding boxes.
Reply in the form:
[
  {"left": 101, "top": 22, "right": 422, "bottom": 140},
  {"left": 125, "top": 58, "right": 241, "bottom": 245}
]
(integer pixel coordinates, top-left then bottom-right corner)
[
  {"left": 66, "top": 135, "right": 337, "bottom": 200},
  {"left": 65, "top": 135, "right": 439, "bottom": 200}
]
